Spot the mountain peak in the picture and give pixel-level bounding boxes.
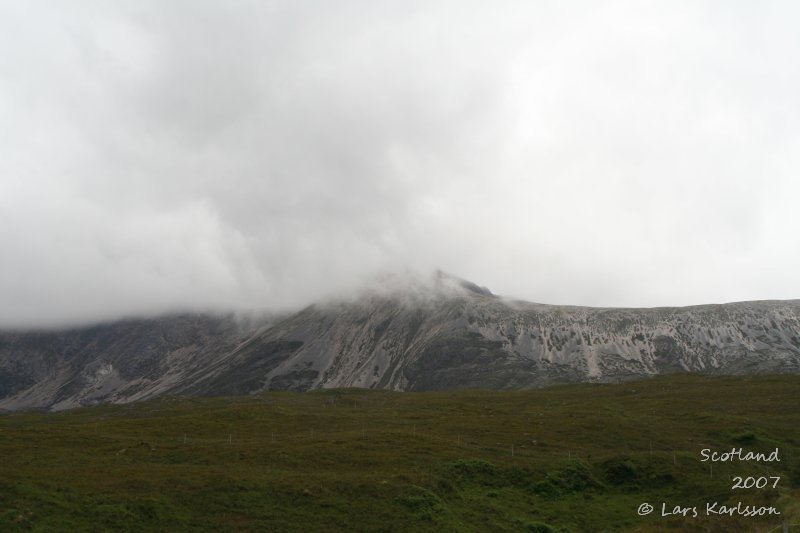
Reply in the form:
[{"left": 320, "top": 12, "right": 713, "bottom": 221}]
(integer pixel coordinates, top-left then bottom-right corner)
[
  {"left": 352, "top": 269, "right": 494, "bottom": 302},
  {"left": 432, "top": 270, "right": 494, "bottom": 297}
]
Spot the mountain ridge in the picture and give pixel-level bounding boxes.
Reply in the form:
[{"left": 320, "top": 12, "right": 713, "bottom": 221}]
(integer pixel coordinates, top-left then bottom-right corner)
[{"left": 2, "top": 272, "right": 799, "bottom": 410}]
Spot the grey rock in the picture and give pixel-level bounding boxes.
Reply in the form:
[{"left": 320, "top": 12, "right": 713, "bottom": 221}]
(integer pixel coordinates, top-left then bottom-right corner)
[{"left": 1, "top": 272, "right": 799, "bottom": 410}]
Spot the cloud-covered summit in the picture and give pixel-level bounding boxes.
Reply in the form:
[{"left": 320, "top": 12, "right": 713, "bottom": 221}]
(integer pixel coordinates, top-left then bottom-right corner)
[{"left": 1, "top": 1, "right": 799, "bottom": 327}]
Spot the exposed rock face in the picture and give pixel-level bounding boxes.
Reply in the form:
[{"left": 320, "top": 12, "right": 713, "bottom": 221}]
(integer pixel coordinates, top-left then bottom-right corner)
[
  {"left": 1, "top": 272, "right": 799, "bottom": 410},
  {"left": 0, "top": 314, "right": 272, "bottom": 410}
]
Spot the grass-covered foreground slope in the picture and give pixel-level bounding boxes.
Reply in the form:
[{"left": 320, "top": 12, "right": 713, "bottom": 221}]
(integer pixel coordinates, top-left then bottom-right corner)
[{"left": 1, "top": 374, "right": 799, "bottom": 532}]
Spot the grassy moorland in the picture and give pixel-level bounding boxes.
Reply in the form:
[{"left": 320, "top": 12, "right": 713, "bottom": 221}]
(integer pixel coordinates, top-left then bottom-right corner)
[{"left": 1, "top": 374, "right": 799, "bottom": 532}]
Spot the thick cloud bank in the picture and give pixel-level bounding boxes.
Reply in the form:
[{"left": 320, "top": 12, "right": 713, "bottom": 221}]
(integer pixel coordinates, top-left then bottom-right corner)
[{"left": 1, "top": 1, "right": 799, "bottom": 327}]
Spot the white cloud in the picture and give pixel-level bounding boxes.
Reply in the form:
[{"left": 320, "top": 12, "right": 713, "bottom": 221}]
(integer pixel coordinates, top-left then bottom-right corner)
[{"left": 1, "top": 1, "right": 799, "bottom": 326}]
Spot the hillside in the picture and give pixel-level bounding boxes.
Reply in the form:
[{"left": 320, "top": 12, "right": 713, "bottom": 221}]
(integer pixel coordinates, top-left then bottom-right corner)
[
  {"left": 1, "top": 272, "right": 799, "bottom": 410},
  {"left": 1, "top": 374, "right": 798, "bottom": 531}
]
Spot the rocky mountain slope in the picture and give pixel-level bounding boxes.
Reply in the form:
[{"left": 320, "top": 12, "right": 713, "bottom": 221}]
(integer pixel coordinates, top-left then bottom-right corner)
[{"left": 2, "top": 272, "right": 799, "bottom": 410}]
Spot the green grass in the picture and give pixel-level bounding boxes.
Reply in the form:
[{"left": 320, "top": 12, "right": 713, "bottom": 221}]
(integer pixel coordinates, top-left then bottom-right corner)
[{"left": 1, "top": 374, "right": 799, "bottom": 532}]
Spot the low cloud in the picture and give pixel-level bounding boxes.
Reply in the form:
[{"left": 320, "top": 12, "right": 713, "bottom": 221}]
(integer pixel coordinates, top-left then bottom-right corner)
[{"left": 1, "top": 1, "right": 799, "bottom": 327}]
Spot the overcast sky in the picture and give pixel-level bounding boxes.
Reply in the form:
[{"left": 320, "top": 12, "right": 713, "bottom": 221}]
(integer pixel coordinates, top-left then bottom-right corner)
[{"left": 1, "top": 1, "right": 800, "bottom": 327}]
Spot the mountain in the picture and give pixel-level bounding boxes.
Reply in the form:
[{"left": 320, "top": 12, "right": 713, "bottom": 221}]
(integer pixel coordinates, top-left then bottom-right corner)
[{"left": 2, "top": 271, "right": 799, "bottom": 410}]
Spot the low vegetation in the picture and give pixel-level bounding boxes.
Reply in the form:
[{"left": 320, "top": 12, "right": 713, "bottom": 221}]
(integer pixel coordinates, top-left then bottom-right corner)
[{"left": 1, "top": 374, "right": 799, "bottom": 531}]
